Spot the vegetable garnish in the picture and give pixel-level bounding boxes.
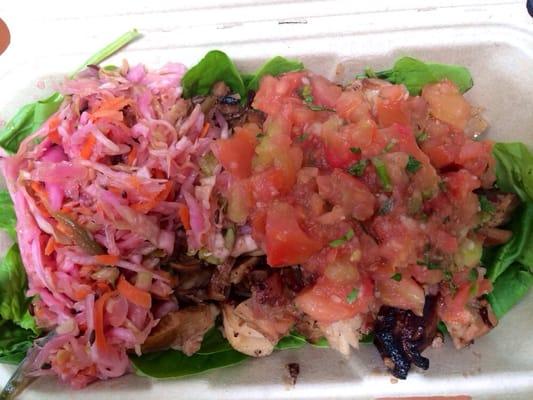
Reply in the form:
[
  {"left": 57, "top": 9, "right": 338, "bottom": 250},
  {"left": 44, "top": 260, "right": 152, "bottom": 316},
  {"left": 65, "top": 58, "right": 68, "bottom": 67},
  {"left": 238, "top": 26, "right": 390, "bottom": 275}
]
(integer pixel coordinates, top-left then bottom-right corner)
[
  {"left": 391, "top": 273, "right": 402, "bottom": 282},
  {"left": 329, "top": 229, "right": 355, "bottom": 248},
  {"left": 348, "top": 159, "right": 368, "bottom": 177},
  {"left": 405, "top": 155, "right": 422, "bottom": 174},
  {"left": 367, "top": 56, "right": 474, "bottom": 95},
  {"left": 346, "top": 288, "right": 359, "bottom": 304},
  {"left": 371, "top": 158, "right": 392, "bottom": 192}
]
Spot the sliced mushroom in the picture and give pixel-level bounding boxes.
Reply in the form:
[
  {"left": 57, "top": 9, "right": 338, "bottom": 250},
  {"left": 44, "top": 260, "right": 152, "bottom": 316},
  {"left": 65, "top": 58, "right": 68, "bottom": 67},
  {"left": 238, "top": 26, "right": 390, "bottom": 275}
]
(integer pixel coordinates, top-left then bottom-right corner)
[
  {"left": 222, "top": 304, "right": 274, "bottom": 357},
  {"left": 319, "top": 316, "right": 362, "bottom": 356},
  {"left": 142, "top": 304, "right": 219, "bottom": 355},
  {"left": 207, "top": 260, "right": 234, "bottom": 301},
  {"left": 230, "top": 257, "right": 260, "bottom": 285}
]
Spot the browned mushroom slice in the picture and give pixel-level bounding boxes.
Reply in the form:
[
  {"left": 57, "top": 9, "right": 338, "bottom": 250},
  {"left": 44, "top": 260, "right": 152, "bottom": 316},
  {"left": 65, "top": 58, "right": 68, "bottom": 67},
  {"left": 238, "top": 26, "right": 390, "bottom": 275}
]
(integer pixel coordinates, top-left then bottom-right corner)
[
  {"left": 142, "top": 304, "right": 219, "bottom": 355},
  {"left": 230, "top": 257, "right": 260, "bottom": 285},
  {"left": 207, "top": 260, "right": 234, "bottom": 301}
]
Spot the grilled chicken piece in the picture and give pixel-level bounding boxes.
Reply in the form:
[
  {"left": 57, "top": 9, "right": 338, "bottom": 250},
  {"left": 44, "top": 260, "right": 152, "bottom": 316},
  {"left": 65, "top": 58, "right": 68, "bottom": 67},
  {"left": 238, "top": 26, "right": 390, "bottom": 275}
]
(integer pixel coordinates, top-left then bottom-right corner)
[
  {"left": 444, "top": 298, "right": 497, "bottom": 349},
  {"left": 222, "top": 303, "right": 275, "bottom": 357},
  {"left": 373, "top": 295, "right": 439, "bottom": 379},
  {"left": 142, "top": 304, "right": 219, "bottom": 355},
  {"left": 319, "top": 316, "right": 362, "bottom": 356}
]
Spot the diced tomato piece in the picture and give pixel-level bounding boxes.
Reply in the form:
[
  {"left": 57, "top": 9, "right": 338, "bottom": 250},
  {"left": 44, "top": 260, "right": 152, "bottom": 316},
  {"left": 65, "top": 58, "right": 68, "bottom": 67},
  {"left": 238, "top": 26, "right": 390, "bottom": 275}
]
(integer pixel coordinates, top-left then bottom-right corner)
[
  {"left": 212, "top": 123, "right": 259, "bottom": 178},
  {"left": 335, "top": 90, "right": 371, "bottom": 123},
  {"left": 376, "top": 85, "right": 411, "bottom": 128},
  {"left": 444, "top": 169, "right": 481, "bottom": 201},
  {"left": 253, "top": 72, "right": 307, "bottom": 115},
  {"left": 227, "top": 179, "right": 253, "bottom": 224},
  {"left": 432, "top": 229, "right": 458, "bottom": 254},
  {"left": 422, "top": 80, "right": 471, "bottom": 131},
  {"left": 310, "top": 75, "right": 342, "bottom": 108},
  {"left": 376, "top": 276, "right": 425, "bottom": 316},
  {"left": 295, "top": 276, "right": 373, "bottom": 323},
  {"left": 457, "top": 139, "right": 495, "bottom": 182},
  {"left": 316, "top": 169, "right": 376, "bottom": 220},
  {"left": 265, "top": 202, "right": 322, "bottom": 266}
]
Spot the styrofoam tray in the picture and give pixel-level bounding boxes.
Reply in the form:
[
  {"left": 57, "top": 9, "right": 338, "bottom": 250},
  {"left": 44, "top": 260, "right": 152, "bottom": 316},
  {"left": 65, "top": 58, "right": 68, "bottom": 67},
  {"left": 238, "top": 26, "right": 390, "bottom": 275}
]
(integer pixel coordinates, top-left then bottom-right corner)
[{"left": 1, "top": 1, "right": 532, "bottom": 398}]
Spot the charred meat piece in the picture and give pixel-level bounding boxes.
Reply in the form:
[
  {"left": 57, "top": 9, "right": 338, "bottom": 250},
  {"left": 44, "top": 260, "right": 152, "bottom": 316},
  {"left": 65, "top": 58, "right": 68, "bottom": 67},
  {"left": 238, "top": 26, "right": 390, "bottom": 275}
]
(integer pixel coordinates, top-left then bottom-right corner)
[
  {"left": 477, "top": 191, "right": 519, "bottom": 245},
  {"left": 142, "top": 304, "right": 219, "bottom": 355},
  {"left": 373, "top": 295, "right": 439, "bottom": 379}
]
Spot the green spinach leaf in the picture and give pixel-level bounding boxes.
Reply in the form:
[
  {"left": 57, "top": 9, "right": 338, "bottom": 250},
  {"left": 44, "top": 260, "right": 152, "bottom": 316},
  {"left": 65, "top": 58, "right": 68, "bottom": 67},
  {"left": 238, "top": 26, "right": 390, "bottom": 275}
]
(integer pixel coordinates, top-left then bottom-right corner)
[
  {"left": 182, "top": 50, "right": 246, "bottom": 99},
  {"left": 369, "top": 57, "right": 473, "bottom": 96},
  {"left": 275, "top": 332, "right": 308, "bottom": 350},
  {"left": 493, "top": 142, "right": 533, "bottom": 203},
  {"left": 196, "top": 327, "right": 233, "bottom": 355},
  {"left": 0, "top": 320, "right": 35, "bottom": 365},
  {"left": 0, "top": 93, "right": 64, "bottom": 154},
  {"left": 487, "top": 264, "right": 533, "bottom": 319},
  {"left": 182, "top": 51, "right": 303, "bottom": 101},
  {"left": 0, "top": 245, "right": 37, "bottom": 333},
  {"left": 245, "top": 56, "right": 303, "bottom": 92},
  {"left": 484, "top": 203, "right": 533, "bottom": 282},
  {"left": 130, "top": 348, "right": 248, "bottom": 379},
  {"left": 0, "top": 190, "right": 17, "bottom": 240}
]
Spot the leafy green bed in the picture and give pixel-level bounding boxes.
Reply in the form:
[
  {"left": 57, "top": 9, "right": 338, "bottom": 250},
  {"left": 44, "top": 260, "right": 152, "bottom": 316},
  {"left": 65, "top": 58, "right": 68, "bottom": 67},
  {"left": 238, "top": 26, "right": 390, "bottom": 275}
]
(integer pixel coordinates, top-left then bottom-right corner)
[{"left": 0, "top": 32, "right": 531, "bottom": 379}]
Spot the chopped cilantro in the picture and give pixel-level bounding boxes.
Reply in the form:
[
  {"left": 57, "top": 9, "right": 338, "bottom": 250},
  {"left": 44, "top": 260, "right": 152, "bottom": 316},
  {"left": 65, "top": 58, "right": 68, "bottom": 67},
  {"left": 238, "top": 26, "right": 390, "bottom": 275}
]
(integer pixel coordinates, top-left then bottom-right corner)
[
  {"left": 468, "top": 268, "right": 479, "bottom": 282},
  {"left": 348, "top": 159, "right": 368, "bottom": 177},
  {"left": 383, "top": 140, "right": 397, "bottom": 153},
  {"left": 478, "top": 195, "right": 495, "bottom": 213},
  {"left": 391, "top": 273, "right": 402, "bottom": 282},
  {"left": 296, "top": 133, "right": 309, "bottom": 142},
  {"left": 371, "top": 158, "right": 392, "bottom": 192},
  {"left": 329, "top": 228, "right": 355, "bottom": 248},
  {"left": 405, "top": 155, "right": 422, "bottom": 174},
  {"left": 416, "top": 131, "right": 428, "bottom": 143},
  {"left": 350, "top": 147, "right": 361, "bottom": 154},
  {"left": 346, "top": 287, "right": 359, "bottom": 304}
]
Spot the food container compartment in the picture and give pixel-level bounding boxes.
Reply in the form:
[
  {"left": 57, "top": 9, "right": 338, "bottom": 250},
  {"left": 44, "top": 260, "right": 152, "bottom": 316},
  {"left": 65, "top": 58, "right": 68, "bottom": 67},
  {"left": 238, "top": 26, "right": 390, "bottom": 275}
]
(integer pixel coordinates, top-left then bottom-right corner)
[{"left": 0, "top": 1, "right": 532, "bottom": 398}]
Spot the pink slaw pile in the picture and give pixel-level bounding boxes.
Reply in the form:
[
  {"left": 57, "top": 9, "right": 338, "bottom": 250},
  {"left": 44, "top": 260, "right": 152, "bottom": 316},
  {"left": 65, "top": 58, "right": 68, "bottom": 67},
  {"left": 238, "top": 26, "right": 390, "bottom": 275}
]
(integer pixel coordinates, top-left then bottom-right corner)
[{"left": 2, "top": 62, "right": 230, "bottom": 387}]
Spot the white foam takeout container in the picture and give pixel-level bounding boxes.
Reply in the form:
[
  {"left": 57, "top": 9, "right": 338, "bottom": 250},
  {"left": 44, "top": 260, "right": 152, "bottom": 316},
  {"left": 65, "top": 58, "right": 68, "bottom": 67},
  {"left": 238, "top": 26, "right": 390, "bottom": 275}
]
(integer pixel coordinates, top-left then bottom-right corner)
[{"left": 0, "top": 1, "right": 532, "bottom": 398}]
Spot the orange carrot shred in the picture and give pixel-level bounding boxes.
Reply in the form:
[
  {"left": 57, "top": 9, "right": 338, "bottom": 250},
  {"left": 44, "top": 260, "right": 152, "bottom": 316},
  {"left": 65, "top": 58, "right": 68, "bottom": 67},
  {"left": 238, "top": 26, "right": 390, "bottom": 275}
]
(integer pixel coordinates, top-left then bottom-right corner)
[
  {"left": 94, "top": 254, "right": 120, "bottom": 265},
  {"left": 44, "top": 236, "right": 56, "bottom": 256},
  {"left": 94, "top": 291, "right": 116, "bottom": 352},
  {"left": 127, "top": 146, "right": 138, "bottom": 166},
  {"left": 178, "top": 203, "right": 191, "bottom": 230},
  {"left": 117, "top": 275, "right": 152, "bottom": 309},
  {"left": 81, "top": 134, "right": 96, "bottom": 160},
  {"left": 199, "top": 122, "right": 210, "bottom": 138}
]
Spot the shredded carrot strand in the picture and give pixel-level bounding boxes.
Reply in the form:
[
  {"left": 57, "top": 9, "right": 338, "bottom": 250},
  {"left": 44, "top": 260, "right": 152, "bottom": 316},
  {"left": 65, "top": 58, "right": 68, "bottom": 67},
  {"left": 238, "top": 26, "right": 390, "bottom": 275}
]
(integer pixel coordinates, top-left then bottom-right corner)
[
  {"left": 94, "top": 291, "right": 117, "bottom": 352},
  {"left": 117, "top": 275, "right": 152, "bottom": 309},
  {"left": 126, "top": 146, "right": 138, "bottom": 166},
  {"left": 199, "top": 122, "right": 210, "bottom": 138},
  {"left": 80, "top": 134, "right": 96, "bottom": 160},
  {"left": 131, "top": 181, "right": 172, "bottom": 214},
  {"left": 94, "top": 254, "right": 120, "bottom": 265},
  {"left": 44, "top": 236, "right": 56, "bottom": 256},
  {"left": 178, "top": 203, "right": 191, "bottom": 230}
]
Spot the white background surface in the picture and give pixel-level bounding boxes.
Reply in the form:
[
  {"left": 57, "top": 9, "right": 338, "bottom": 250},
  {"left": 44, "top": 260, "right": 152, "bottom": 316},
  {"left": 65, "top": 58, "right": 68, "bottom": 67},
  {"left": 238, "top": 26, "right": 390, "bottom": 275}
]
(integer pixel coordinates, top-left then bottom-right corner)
[{"left": 1, "top": 1, "right": 533, "bottom": 399}]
